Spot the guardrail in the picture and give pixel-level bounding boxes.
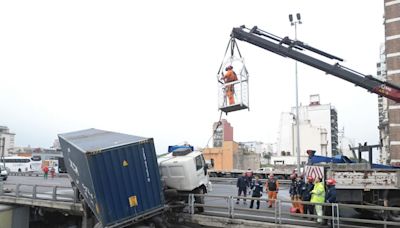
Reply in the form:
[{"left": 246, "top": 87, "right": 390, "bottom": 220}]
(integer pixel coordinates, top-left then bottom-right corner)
[
  {"left": 0, "top": 182, "right": 82, "bottom": 213},
  {"left": 8, "top": 172, "right": 69, "bottom": 178},
  {"left": 185, "top": 193, "right": 400, "bottom": 228},
  {"left": 0, "top": 182, "right": 78, "bottom": 202}
]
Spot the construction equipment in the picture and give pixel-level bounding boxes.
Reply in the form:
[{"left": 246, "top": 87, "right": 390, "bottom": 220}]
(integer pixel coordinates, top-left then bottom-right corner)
[
  {"left": 219, "top": 25, "right": 400, "bottom": 114},
  {"left": 224, "top": 25, "right": 400, "bottom": 221},
  {"left": 306, "top": 146, "right": 400, "bottom": 221}
]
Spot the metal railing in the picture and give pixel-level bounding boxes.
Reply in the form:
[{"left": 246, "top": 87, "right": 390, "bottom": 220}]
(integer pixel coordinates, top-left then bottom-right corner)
[
  {"left": 8, "top": 171, "right": 69, "bottom": 178},
  {"left": 186, "top": 193, "right": 400, "bottom": 228},
  {"left": 0, "top": 182, "right": 79, "bottom": 203}
]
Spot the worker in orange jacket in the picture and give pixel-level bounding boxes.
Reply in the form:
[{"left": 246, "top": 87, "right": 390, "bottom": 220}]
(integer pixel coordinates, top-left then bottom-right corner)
[
  {"left": 221, "top": 65, "right": 238, "bottom": 105},
  {"left": 265, "top": 173, "right": 280, "bottom": 208}
]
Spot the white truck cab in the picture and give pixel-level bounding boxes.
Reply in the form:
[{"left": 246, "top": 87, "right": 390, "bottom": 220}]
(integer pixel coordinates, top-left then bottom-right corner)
[{"left": 158, "top": 149, "right": 211, "bottom": 193}]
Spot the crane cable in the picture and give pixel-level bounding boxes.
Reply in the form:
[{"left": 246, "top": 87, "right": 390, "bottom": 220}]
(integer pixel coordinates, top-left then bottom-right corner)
[{"left": 216, "top": 38, "right": 233, "bottom": 83}]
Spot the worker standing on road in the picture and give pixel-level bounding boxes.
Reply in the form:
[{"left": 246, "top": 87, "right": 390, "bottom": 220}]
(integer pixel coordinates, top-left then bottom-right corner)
[
  {"left": 289, "top": 173, "right": 298, "bottom": 209},
  {"left": 249, "top": 175, "right": 263, "bottom": 209},
  {"left": 43, "top": 166, "right": 49, "bottom": 180},
  {"left": 50, "top": 167, "right": 56, "bottom": 179},
  {"left": 265, "top": 173, "right": 279, "bottom": 208},
  {"left": 324, "top": 178, "right": 337, "bottom": 226},
  {"left": 245, "top": 169, "right": 253, "bottom": 195},
  {"left": 301, "top": 176, "right": 315, "bottom": 218},
  {"left": 236, "top": 173, "right": 248, "bottom": 204},
  {"left": 221, "top": 65, "right": 238, "bottom": 105},
  {"left": 311, "top": 177, "right": 325, "bottom": 223},
  {"left": 296, "top": 174, "right": 305, "bottom": 213}
]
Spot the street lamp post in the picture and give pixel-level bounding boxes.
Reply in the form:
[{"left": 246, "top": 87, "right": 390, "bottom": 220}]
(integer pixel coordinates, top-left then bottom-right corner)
[
  {"left": 289, "top": 13, "right": 302, "bottom": 173},
  {"left": 0, "top": 137, "right": 5, "bottom": 178}
]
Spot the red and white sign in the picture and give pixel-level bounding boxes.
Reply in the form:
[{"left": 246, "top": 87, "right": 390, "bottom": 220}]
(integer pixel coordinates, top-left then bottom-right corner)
[{"left": 304, "top": 166, "right": 324, "bottom": 180}]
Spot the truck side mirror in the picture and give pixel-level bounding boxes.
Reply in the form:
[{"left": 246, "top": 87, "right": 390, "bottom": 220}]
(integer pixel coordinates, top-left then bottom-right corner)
[{"left": 204, "top": 165, "right": 208, "bottom": 176}]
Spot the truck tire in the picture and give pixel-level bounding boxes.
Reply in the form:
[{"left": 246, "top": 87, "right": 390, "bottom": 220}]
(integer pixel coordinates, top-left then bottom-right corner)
[
  {"left": 194, "top": 187, "right": 205, "bottom": 213},
  {"left": 388, "top": 198, "right": 400, "bottom": 222},
  {"left": 354, "top": 208, "right": 375, "bottom": 218}
]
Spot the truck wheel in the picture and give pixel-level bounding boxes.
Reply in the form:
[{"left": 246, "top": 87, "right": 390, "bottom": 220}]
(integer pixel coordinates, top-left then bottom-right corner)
[
  {"left": 354, "top": 208, "right": 375, "bottom": 218},
  {"left": 388, "top": 199, "right": 400, "bottom": 222},
  {"left": 195, "top": 187, "right": 205, "bottom": 213}
]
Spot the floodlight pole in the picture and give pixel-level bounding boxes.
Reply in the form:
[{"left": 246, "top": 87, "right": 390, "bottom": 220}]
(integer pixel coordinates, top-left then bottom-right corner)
[
  {"left": 1, "top": 137, "right": 5, "bottom": 168},
  {"left": 289, "top": 13, "right": 302, "bottom": 174}
]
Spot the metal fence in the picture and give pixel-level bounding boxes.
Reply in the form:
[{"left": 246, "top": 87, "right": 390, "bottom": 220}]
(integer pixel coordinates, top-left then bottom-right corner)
[{"left": 186, "top": 193, "right": 400, "bottom": 228}]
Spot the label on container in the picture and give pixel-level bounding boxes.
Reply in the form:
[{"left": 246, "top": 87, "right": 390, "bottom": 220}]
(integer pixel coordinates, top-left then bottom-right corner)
[
  {"left": 123, "top": 160, "right": 128, "bottom": 167},
  {"left": 96, "top": 203, "right": 100, "bottom": 214},
  {"left": 142, "top": 148, "right": 151, "bottom": 182},
  {"left": 129, "top": 196, "right": 138, "bottom": 207}
]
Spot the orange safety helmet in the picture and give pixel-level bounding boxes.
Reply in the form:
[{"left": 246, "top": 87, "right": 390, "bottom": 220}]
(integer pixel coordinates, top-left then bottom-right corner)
[
  {"left": 326, "top": 178, "right": 336, "bottom": 186},
  {"left": 290, "top": 207, "right": 298, "bottom": 213},
  {"left": 225, "top": 65, "right": 233, "bottom": 70}
]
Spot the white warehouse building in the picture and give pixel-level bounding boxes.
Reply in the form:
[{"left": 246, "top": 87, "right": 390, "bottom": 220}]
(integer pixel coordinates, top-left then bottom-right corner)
[
  {"left": 272, "top": 95, "right": 338, "bottom": 165},
  {"left": 241, "top": 141, "right": 275, "bottom": 165}
]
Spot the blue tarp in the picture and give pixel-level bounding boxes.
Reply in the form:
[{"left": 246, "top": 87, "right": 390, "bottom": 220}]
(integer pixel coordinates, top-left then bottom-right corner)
[{"left": 309, "top": 154, "right": 400, "bottom": 169}]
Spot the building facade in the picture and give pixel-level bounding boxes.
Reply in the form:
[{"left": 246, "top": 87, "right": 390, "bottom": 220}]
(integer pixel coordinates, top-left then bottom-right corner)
[
  {"left": 377, "top": 44, "right": 390, "bottom": 164},
  {"left": 203, "top": 141, "right": 260, "bottom": 171},
  {"left": 0, "top": 126, "right": 16, "bottom": 156},
  {"left": 273, "top": 95, "right": 338, "bottom": 165},
  {"left": 241, "top": 141, "right": 274, "bottom": 165},
  {"left": 294, "top": 95, "right": 338, "bottom": 156},
  {"left": 204, "top": 119, "right": 260, "bottom": 171},
  {"left": 212, "top": 119, "right": 233, "bottom": 148},
  {"left": 384, "top": 0, "right": 400, "bottom": 166}
]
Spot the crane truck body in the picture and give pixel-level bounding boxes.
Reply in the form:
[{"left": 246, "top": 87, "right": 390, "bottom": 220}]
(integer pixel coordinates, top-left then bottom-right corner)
[{"left": 306, "top": 151, "right": 400, "bottom": 221}]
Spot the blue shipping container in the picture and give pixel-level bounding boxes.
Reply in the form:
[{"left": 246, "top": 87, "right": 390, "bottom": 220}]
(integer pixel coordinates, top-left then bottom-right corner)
[{"left": 58, "top": 129, "right": 164, "bottom": 227}]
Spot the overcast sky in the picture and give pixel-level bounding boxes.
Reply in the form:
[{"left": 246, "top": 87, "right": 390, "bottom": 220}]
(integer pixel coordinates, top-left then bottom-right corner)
[{"left": 0, "top": 1, "right": 384, "bottom": 154}]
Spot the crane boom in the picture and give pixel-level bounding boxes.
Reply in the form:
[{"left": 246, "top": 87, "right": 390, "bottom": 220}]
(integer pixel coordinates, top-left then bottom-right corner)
[{"left": 231, "top": 26, "right": 400, "bottom": 103}]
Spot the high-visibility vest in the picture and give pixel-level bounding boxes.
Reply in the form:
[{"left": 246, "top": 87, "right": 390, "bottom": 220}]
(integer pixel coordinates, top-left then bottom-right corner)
[{"left": 310, "top": 182, "right": 325, "bottom": 203}]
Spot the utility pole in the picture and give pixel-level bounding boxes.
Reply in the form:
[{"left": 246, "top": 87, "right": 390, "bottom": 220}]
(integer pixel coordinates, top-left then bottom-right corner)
[
  {"left": 1, "top": 137, "right": 5, "bottom": 167},
  {"left": 289, "top": 13, "right": 302, "bottom": 173}
]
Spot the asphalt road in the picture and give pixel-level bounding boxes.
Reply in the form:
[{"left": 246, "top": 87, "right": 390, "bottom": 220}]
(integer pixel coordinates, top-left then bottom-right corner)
[{"left": 204, "top": 183, "right": 324, "bottom": 227}]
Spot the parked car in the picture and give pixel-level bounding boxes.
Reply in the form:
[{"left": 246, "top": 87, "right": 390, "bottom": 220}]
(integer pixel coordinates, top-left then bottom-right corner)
[{"left": 1, "top": 165, "right": 8, "bottom": 181}]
